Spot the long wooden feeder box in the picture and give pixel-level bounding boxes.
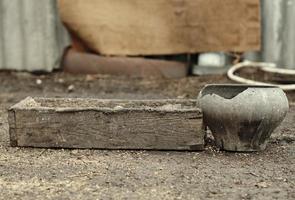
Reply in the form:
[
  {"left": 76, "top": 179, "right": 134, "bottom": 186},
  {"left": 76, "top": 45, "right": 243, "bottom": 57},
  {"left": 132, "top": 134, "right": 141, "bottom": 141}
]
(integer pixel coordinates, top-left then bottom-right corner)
[{"left": 8, "top": 97, "right": 204, "bottom": 150}]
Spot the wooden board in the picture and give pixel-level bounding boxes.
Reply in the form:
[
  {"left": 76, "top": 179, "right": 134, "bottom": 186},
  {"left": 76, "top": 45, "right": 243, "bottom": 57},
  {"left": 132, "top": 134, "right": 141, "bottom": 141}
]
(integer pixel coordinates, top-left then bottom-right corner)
[
  {"left": 58, "top": 0, "right": 261, "bottom": 56},
  {"left": 8, "top": 97, "right": 204, "bottom": 150}
]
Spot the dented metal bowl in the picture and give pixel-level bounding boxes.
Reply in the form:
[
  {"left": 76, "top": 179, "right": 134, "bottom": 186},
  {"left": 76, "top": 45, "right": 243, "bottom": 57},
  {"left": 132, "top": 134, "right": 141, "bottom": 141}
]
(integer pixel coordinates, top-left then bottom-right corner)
[{"left": 197, "top": 84, "right": 289, "bottom": 152}]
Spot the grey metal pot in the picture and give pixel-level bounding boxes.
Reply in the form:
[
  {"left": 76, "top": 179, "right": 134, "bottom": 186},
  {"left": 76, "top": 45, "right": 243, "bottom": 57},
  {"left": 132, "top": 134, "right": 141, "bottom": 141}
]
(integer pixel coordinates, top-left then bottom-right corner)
[{"left": 197, "top": 84, "right": 289, "bottom": 152}]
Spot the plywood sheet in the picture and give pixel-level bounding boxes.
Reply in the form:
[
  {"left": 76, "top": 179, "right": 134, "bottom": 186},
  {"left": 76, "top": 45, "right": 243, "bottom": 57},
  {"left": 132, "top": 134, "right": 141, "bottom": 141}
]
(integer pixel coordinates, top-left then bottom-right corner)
[{"left": 58, "top": 0, "right": 261, "bottom": 56}]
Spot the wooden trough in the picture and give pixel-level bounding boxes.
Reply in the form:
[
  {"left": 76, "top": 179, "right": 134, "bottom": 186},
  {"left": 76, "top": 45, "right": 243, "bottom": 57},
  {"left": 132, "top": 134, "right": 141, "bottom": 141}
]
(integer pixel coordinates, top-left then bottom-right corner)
[{"left": 8, "top": 97, "right": 204, "bottom": 150}]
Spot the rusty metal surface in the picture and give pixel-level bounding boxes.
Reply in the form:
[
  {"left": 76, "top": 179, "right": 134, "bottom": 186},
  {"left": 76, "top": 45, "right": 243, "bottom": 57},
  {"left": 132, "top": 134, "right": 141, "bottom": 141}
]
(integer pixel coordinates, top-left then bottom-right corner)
[
  {"left": 63, "top": 50, "right": 188, "bottom": 78},
  {"left": 0, "top": 0, "right": 70, "bottom": 72}
]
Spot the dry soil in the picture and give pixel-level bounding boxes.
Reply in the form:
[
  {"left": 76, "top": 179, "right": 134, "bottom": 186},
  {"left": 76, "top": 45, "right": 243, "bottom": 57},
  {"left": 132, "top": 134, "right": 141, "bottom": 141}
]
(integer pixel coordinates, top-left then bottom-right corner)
[{"left": 0, "top": 71, "right": 294, "bottom": 200}]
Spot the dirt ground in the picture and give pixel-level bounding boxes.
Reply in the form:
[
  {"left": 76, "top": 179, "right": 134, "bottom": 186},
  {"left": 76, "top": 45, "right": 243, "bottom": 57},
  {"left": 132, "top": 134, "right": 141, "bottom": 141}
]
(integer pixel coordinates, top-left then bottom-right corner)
[{"left": 0, "top": 71, "right": 294, "bottom": 200}]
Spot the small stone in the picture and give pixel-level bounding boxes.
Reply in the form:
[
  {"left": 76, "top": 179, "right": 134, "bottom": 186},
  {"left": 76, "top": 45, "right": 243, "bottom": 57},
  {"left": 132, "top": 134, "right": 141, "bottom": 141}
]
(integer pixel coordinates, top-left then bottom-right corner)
[
  {"left": 255, "top": 181, "right": 269, "bottom": 188},
  {"left": 71, "top": 150, "right": 79, "bottom": 154},
  {"left": 177, "top": 94, "right": 188, "bottom": 99},
  {"left": 36, "top": 79, "right": 42, "bottom": 85},
  {"left": 67, "top": 84, "right": 75, "bottom": 92},
  {"left": 58, "top": 78, "right": 65, "bottom": 84},
  {"left": 85, "top": 75, "right": 96, "bottom": 82},
  {"left": 114, "top": 106, "right": 124, "bottom": 110}
]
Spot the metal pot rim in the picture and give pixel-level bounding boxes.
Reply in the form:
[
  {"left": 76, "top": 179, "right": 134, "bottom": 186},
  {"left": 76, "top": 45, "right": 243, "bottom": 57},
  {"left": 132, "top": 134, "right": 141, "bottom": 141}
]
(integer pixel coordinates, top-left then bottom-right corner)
[{"left": 204, "top": 84, "right": 279, "bottom": 88}]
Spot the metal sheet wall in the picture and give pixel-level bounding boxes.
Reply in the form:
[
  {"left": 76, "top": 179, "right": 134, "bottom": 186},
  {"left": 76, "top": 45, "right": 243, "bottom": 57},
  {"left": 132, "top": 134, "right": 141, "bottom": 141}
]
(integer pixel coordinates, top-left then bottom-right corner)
[
  {"left": 0, "top": 0, "right": 294, "bottom": 71},
  {"left": 246, "top": 0, "right": 295, "bottom": 69},
  {"left": 0, "top": 0, "right": 70, "bottom": 72}
]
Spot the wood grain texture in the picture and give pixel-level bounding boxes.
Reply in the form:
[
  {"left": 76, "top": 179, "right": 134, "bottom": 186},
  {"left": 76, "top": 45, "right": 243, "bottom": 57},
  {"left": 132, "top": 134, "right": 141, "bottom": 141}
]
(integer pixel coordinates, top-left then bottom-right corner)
[
  {"left": 9, "top": 97, "right": 204, "bottom": 150},
  {"left": 8, "top": 110, "right": 17, "bottom": 146},
  {"left": 58, "top": 0, "right": 260, "bottom": 55}
]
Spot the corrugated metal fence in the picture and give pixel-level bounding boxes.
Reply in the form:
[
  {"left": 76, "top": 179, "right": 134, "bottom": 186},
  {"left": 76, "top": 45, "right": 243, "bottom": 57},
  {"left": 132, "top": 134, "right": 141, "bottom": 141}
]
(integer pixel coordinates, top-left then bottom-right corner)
[
  {"left": 246, "top": 0, "right": 295, "bottom": 69},
  {"left": 0, "top": 0, "right": 70, "bottom": 72},
  {"left": 0, "top": 0, "right": 294, "bottom": 71}
]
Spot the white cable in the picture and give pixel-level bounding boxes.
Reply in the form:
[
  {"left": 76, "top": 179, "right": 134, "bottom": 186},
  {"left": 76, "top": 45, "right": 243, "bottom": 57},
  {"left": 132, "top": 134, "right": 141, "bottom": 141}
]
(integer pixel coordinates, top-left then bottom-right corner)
[{"left": 227, "top": 61, "right": 295, "bottom": 91}]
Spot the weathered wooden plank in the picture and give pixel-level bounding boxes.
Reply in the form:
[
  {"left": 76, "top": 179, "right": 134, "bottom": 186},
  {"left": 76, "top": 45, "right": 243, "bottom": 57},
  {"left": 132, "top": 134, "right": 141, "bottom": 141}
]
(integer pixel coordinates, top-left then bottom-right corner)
[
  {"left": 7, "top": 110, "right": 17, "bottom": 146},
  {"left": 9, "top": 97, "right": 204, "bottom": 150}
]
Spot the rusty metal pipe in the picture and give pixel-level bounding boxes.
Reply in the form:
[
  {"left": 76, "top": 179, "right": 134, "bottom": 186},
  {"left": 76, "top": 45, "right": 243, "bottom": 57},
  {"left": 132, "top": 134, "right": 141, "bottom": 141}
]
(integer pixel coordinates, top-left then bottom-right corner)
[{"left": 62, "top": 49, "right": 188, "bottom": 78}]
